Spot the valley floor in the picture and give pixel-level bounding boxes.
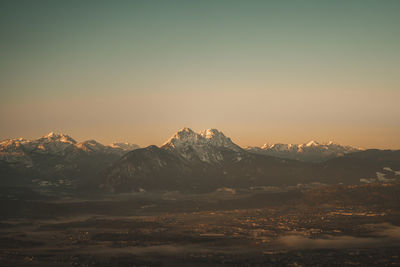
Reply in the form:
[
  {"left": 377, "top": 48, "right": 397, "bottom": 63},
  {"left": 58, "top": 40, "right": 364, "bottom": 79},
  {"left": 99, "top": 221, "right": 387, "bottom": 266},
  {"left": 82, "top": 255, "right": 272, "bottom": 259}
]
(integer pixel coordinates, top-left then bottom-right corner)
[{"left": 1, "top": 183, "right": 400, "bottom": 266}]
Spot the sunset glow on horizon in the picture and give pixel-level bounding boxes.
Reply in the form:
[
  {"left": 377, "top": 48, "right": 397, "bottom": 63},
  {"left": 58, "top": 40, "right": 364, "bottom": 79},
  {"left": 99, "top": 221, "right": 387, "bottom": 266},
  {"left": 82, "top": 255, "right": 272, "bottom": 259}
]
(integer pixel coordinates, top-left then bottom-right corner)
[{"left": 1, "top": 1, "right": 400, "bottom": 149}]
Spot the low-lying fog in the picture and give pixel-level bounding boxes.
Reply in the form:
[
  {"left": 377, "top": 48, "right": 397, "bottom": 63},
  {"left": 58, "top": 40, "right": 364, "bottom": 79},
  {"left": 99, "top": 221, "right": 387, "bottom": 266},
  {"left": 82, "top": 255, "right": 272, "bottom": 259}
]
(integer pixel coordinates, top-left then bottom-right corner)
[{"left": 279, "top": 223, "right": 400, "bottom": 249}]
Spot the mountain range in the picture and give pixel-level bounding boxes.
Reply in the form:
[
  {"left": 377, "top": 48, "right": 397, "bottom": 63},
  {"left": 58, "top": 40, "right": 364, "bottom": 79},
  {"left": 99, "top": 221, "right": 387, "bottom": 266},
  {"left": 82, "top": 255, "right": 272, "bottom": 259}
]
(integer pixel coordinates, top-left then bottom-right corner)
[
  {"left": 245, "top": 141, "right": 360, "bottom": 162},
  {"left": 102, "top": 128, "right": 400, "bottom": 192},
  {"left": 0, "top": 132, "right": 139, "bottom": 187},
  {"left": 1, "top": 129, "right": 399, "bottom": 192}
]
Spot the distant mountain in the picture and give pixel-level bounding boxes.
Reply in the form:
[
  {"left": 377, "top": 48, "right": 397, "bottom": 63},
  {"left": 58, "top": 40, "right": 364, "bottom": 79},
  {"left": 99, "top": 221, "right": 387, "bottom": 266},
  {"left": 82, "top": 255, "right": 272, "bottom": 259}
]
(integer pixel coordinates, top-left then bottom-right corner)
[
  {"left": 246, "top": 141, "right": 360, "bottom": 162},
  {"left": 103, "top": 128, "right": 251, "bottom": 192},
  {"left": 110, "top": 142, "right": 140, "bottom": 151},
  {"left": 161, "top": 128, "right": 244, "bottom": 163},
  {"left": 2, "top": 129, "right": 399, "bottom": 193},
  {"left": 102, "top": 128, "right": 400, "bottom": 193},
  {"left": 0, "top": 132, "right": 139, "bottom": 186}
]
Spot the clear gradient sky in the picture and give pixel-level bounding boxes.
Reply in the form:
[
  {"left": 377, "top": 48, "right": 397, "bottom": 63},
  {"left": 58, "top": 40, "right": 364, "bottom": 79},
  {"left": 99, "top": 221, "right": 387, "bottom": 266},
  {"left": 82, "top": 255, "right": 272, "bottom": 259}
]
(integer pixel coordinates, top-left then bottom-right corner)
[{"left": 1, "top": 0, "right": 399, "bottom": 149}]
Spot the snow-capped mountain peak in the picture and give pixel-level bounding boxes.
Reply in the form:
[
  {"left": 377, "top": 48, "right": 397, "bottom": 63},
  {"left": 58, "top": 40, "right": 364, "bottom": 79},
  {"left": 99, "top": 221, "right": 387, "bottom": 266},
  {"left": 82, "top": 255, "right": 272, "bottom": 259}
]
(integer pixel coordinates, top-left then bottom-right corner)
[
  {"left": 306, "top": 140, "right": 319, "bottom": 147},
  {"left": 201, "top": 128, "right": 223, "bottom": 139},
  {"left": 0, "top": 137, "right": 27, "bottom": 148},
  {"left": 163, "top": 128, "right": 240, "bottom": 150},
  {"left": 109, "top": 142, "right": 140, "bottom": 151},
  {"left": 41, "top": 132, "right": 77, "bottom": 144},
  {"left": 246, "top": 140, "right": 361, "bottom": 162},
  {"left": 162, "top": 128, "right": 243, "bottom": 163},
  {"left": 162, "top": 128, "right": 200, "bottom": 148},
  {"left": 174, "top": 127, "right": 197, "bottom": 138},
  {"left": 76, "top": 140, "right": 105, "bottom": 153},
  {"left": 261, "top": 143, "right": 295, "bottom": 152},
  {"left": 44, "top": 132, "right": 56, "bottom": 138},
  {"left": 199, "top": 128, "right": 239, "bottom": 149},
  {"left": 0, "top": 132, "right": 141, "bottom": 166}
]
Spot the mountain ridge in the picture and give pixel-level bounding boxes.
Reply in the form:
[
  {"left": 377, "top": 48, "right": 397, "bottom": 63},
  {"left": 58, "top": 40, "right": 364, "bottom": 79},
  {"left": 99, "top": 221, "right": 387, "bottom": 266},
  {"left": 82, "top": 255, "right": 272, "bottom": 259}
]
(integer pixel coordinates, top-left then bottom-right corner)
[
  {"left": 0, "top": 132, "right": 140, "bottom": 164},
  {"left": 0, "top": 130, "right": 364, "bottom": 164},
  {"left": 246, "top": 140, "right": 361, "bottom": 162},
  {"left": 1, "top": 128, "right": 399, "bottom": 192},
  {"left": 102, "top": 128, "right": 400, "bottom": 193},
  {"left": 0, "top": 132, "right": 141, "bottom": 186}
]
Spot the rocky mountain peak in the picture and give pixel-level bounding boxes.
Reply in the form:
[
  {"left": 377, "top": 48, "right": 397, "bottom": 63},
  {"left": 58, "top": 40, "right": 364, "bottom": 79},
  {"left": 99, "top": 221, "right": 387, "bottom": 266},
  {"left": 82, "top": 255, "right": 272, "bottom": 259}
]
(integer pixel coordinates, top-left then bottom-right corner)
[
  {"left": 75, "top": 140, "right": 106, "bottom": 153},
  {"left": 161, "top": 128, "right": 243, "bottom": 163},
  {"left": 305, "top": 140, "right": 319, "bottom": 147},
  {"left": 163, "top": 128, "right": 240, "bottom": 150},
  {"left": 110, "top": 142, "right": 140, "bottom": 151},
  {"left": 42, "top": 132, "right": 77, "bottom": 144},
  {"left": 200, "top": 128, "right": 223, "bottom": 138},
  {"left": 162, "top": 128, "right": 199, "bottom": 148},
  {"left": 200, "top": 129, "right": 240, "bottom": 150},
  {"left": 173, "top": 127, "right": 198, "bottom": 139}
]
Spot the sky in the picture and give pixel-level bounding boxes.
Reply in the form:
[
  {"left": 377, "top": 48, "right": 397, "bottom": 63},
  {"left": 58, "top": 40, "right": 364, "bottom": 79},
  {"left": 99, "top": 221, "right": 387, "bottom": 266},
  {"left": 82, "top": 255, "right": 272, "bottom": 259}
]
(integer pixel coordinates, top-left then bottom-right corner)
[{"left": 1, "top": 0, "right": 400, "bottom": 149}]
